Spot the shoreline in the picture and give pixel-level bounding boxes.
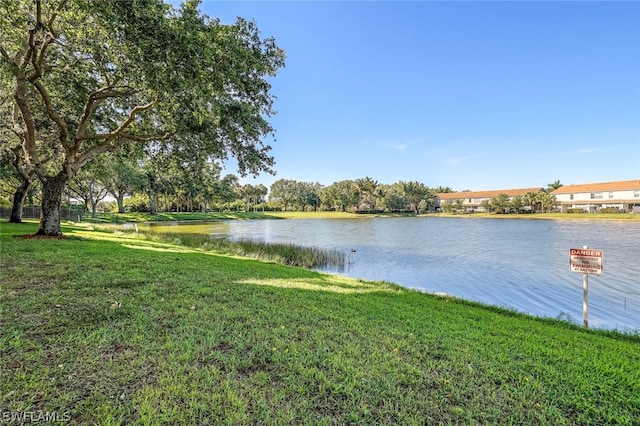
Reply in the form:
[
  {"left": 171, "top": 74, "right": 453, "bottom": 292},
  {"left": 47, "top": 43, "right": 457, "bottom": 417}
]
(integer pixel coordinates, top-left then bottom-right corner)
[{"left": 72, "top": 210, "right": 640, "bottom": 223}]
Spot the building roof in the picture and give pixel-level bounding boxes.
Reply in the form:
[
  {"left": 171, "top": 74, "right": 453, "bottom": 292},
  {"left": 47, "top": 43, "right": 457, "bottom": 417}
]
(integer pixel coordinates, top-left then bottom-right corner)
[
  {"left": 551, "top": 180, "right": 640, "bottom": 195},
  {"left": 436, "top": 187, "right": 544, "bottom": 200}
]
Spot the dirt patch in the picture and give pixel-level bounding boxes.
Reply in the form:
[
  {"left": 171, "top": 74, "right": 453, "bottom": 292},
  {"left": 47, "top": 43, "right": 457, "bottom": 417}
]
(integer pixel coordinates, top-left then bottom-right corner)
[{"left": 100, "top": 342, "right": 137, "bottom": 362}]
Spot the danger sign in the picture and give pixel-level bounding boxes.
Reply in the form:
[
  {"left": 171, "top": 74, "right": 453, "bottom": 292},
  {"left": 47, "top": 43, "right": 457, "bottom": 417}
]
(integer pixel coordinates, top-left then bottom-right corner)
[{"left": 569, "top": 248, "right": 603, "bottom": 275}]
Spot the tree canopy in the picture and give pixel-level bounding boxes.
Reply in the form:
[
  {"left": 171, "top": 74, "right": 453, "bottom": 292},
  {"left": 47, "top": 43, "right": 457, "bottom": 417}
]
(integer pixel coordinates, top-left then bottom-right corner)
[{"left": 0, "top": 0, "right": 285, "bottom": 235}]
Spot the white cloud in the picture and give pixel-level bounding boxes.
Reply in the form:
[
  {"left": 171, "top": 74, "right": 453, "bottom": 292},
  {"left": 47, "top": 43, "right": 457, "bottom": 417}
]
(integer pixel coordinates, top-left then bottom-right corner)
[
  {"left": 441, "top": 154, "right": 475, "bottom": 165},
  {"left": 384, "top": 142, "right": 409, "bottom": 152},
  {"left": 361, "top": 136, "right": 419, "bottom": 153},
  {"left": 570, "top": 148, "right": 598, "bottom": 155}
]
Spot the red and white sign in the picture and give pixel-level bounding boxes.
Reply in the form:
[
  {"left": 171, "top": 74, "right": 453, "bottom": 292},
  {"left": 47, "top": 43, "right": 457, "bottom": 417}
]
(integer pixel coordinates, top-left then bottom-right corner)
[{"left": 569, "top": 248, "right": 603, "bottom": 275}]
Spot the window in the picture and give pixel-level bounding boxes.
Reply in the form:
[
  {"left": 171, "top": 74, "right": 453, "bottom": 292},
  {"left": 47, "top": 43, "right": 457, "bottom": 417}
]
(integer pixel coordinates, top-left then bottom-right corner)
[
  {"left": 570, "top": 194, "right": 574, "bottom": 200},
  {"left": 591, "top": 192, "right": 603, "bottom": 200},
  {"left": 609, "top": 192, "right": 614, "bottom": 199},
  {"left": 634, "top": 190, "right": 640, "bottom": 198}
]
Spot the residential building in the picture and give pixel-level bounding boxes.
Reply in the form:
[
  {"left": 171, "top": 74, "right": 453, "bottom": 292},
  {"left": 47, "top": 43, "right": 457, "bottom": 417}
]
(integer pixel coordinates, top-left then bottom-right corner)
[
  {"left": 551, "top": 180, "right": 640, "bottom": 213},
  {"left": 435, "top": 187, "right": 544, "bottom": 213}
]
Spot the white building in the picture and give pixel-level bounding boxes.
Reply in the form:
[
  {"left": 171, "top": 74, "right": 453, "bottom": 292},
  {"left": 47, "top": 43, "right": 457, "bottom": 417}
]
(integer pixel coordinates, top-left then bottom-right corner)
[
  {"left": 551, "top": 180, "right": 640, "bottom": 213},
  {"left": 435, "top": 187, "right": 544, "bottom": 213}
]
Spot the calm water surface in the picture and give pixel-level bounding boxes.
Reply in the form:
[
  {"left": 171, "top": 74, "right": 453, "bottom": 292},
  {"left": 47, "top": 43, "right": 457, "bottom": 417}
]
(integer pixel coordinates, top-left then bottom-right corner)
[{"left": 142, "top": 217, "right": 640, "bottom": 331}]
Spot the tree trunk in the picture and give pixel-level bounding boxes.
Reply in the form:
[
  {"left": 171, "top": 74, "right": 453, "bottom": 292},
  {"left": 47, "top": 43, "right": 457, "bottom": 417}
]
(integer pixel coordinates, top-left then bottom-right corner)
[
  {"left": 88, "top": 183, "right": 97, "bottom": 218},
  {"left": 148, "top": 189, "right": 157, "bottom": 214},
  {"left": 37, "top": 171, "right": 69, "bottom": 236},
  {"left": 9, "top": 178, "right": 32, "bottom": 223},
  {"left": 116, "top": 192, "right": 125, "bottom": 213}
]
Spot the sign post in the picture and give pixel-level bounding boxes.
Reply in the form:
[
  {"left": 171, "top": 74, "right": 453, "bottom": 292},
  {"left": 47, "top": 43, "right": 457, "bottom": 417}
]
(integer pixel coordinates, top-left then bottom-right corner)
[
  {"left": 582, "top": 272, "right": 588, "bottom": 329},
  {"left": 569, "top": 246, "right": 603, "bottom": 328}
]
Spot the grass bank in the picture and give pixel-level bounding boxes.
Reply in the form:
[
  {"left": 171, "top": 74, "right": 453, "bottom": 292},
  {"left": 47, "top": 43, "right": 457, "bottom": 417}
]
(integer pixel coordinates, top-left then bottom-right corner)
[
  {"left": 87, "top": 210, "right": 640, "bottom": 223},
  {"left": 431, "top": 212, "right": 640, "bottom": 221},
  {"left": 1, "top": 220, "right": 639, "bottom": 424},
  {"left": 88, "top": 210, "right": 406, "bottom": 223},
  {"left": 85, "top": 211, "right": 282, "bottom": 223}
]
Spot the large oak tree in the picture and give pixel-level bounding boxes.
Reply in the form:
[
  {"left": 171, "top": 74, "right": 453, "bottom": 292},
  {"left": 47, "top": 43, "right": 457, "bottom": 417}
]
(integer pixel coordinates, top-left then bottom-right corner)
[{"left": 0, "top": 0, "right": 284, "bottom": 235}]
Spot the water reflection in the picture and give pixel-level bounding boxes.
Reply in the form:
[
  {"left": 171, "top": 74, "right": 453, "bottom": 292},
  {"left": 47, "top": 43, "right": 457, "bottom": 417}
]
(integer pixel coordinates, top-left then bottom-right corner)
[{"left": 141, "top": 217, "right": 640, "bottom": 331}]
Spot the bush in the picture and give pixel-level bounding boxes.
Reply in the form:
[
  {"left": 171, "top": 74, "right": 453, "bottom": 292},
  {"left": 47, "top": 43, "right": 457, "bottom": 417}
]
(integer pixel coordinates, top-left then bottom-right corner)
[
  {"left": 254, "top": 202, "right": 280, "bottom": 212},
  {"left": 0, "top": 197, "right": 12, "bottom": 209},
  {"left": 599, "top": 207, "right": 621, "bottom": 214},
  {"left": 98, "top": 200, "right": 117, "bottom": 213},
  {"left": 568, "top": 208, "right": 586, "bottom": 213},
  {"left": 123, "top": 193, "right": 150, "bottom": 212}
]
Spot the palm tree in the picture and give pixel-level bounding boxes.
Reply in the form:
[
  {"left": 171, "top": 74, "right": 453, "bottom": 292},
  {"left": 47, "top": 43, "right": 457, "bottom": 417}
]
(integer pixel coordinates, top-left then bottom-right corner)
[
  {"left": 510, "top": 195, "right": 524, "bottom": 214},
  {"left": 491, "top": 193, "right": 510, "bottom": 213},
  {"left": 354, "top": 177, "right": 379, "bottom": 210},
  {"left": 522, "top": 191, "right": 539, "bottom": 213},
  {"left": 537, "top": 192, "right": 557, "bottom": 213},
  {"left": 401, "top": 181, "right": 431, "bottom": 214},
  {"left": 547, "top": 180, "right": 563, "bottom": 192},
  {"left": 433, "top": 186, "right": 454, "bottom": 194}
]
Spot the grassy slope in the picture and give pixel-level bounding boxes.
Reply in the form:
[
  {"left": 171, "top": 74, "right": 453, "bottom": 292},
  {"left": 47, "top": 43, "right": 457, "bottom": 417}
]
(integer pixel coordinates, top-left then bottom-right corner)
[
  {"left": 87, "top": 210, "right": 640, "bottom": 223},
  {"left": 1, "top": 221, "right": 639, "bottom": 425}
]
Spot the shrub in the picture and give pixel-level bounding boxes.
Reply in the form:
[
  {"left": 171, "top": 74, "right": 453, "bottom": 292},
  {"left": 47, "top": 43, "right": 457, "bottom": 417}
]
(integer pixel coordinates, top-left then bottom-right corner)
[{"left": 123, "top": 193, "right": 150, "bottom": 212}]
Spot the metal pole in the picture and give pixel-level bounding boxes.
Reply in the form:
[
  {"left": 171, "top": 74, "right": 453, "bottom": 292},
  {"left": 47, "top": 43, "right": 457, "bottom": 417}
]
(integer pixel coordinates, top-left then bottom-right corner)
[
  {"left": 583, "top": 273, "right": 589, "bottom": 328},
  {"left": 582, "top": 245, "right": 589, "bottom": 328}
]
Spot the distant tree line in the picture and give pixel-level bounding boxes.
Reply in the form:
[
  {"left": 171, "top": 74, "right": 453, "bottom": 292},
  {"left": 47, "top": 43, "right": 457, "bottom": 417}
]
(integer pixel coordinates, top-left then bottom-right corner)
[
  {"left": 3, "top": 138, "right": 567, "bottom": 218},
  {"left": 1, "top": 147, "right": 457, "bottom": 216},
  {"left": 268, "top": 177, "right": 456, "bottom": 213}
]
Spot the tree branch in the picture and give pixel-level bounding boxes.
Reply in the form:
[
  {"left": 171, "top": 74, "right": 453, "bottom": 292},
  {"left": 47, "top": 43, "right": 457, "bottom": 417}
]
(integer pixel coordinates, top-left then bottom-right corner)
[
  {"left": 116, "top": 132, "right": 175, "bottom": 142},
  {"left": 47, "top": 0, "right": 69, "bottom": 29},
  {"left": 76, "top": 85, "right": 139, "bottom": 137},
  {"left": 74, "top": 101, "right": 157, "bottom": 142},
  {"left": 11, "top": 145, "right": 35, "bottom": 181},
  {"left": 28, "top": 0, "right": 61, "bottom": 82},
  {"left": 18, "top": 31, "right": 36, "bottom": 71},
  {"left": 12, "top": 77, "right": 41, "bottom": 170},
  {"left": 76, "top": 93, "right": 107, "bottom": 139},
  {"left": 31, "top": 79, "right": 69, "bottom": 152},
  {"left": 33, "top": 33, "right": 58, "bottom": 78},
  {"left": 35, "top": 0, "right": 43, "bottom": 29},
  {"left": 73, "top": 131, "right": 173, "bottom": 173}
]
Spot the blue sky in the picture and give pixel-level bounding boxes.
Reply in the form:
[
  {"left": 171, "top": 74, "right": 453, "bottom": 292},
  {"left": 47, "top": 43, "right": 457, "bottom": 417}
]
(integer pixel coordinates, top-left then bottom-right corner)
[{"left": 185, "top": 1, "right": 639, "bottom": 191}]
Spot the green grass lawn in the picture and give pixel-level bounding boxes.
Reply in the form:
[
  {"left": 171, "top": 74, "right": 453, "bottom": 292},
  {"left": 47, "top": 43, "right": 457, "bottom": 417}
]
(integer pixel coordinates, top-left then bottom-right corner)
[{"left": 1, "top": 220, "right": 639, "bottom": 425}]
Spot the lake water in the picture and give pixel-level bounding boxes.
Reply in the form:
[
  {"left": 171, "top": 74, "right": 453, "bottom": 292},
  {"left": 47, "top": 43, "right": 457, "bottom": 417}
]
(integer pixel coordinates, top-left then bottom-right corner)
[{"left": 140, "top": 217, "right": 640, "bottom": 331}]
